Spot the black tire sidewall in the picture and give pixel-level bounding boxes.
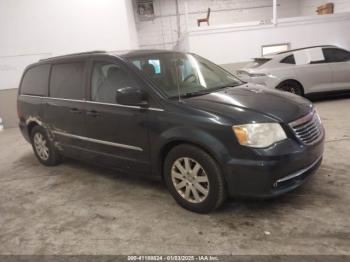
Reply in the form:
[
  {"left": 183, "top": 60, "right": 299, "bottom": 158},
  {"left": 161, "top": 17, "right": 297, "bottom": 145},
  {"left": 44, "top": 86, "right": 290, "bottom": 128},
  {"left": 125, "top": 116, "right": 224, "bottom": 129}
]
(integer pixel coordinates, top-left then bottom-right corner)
[{"left": 164, "top": 145, "right": 226, "bottom": 213}]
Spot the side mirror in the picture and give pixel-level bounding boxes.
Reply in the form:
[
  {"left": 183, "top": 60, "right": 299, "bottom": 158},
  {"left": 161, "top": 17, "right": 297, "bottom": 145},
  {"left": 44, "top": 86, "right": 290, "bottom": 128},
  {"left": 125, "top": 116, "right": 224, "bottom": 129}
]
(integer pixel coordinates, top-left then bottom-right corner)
[{"left": 116, "top": 86, "right": 148, "bottom": 107}]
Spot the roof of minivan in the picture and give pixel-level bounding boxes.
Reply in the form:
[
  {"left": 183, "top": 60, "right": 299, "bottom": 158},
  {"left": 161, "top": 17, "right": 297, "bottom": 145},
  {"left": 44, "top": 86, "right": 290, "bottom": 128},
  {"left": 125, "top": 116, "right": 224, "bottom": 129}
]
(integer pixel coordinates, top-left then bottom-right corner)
[
  {"left": 116, "top": 49, "right": 181, "bottom": 57},
  {"left": 39, "top": 50, "right": 107, "bottom": 62},
  {"left": 39, "top": 49, "right": 182, "bottom": 63}
]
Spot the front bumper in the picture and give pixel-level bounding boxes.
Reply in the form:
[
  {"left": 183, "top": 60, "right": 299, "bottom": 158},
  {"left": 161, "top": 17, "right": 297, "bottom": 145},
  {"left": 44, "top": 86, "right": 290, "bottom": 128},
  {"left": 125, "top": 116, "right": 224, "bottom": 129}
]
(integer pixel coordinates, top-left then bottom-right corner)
[{"left": 224, "top": 135, "right": 324, "bottom": 198}]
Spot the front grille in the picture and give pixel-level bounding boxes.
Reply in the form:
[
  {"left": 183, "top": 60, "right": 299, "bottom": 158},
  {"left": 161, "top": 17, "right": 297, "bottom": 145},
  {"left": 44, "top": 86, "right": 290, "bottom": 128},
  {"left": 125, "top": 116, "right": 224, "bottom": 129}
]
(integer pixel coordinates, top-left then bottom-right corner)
[{"left": 289, "top": 111, "right": 323, "bottom": 145}]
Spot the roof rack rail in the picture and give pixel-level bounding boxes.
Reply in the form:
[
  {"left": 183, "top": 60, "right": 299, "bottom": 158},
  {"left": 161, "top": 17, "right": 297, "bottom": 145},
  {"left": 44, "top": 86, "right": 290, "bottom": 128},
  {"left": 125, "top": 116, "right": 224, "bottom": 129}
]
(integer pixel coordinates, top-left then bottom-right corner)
[{"left": 39, "top": 50, "right": 107, "bottom": 61}]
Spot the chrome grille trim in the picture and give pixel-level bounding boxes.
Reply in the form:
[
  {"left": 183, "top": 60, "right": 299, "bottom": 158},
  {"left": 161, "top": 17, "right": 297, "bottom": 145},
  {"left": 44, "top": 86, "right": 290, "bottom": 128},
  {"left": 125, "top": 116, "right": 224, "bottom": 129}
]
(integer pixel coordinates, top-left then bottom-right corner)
[{"left": 289, "top": 110, "right": 323, "bottom": 145}]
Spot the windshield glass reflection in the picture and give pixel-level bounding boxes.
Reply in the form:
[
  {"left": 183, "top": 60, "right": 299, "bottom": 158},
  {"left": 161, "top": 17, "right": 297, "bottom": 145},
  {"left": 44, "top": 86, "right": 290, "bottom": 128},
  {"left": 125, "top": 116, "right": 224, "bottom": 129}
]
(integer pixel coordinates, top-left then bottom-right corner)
[{"left": 127, "top": 53, "right": 243, "bottom": 98}]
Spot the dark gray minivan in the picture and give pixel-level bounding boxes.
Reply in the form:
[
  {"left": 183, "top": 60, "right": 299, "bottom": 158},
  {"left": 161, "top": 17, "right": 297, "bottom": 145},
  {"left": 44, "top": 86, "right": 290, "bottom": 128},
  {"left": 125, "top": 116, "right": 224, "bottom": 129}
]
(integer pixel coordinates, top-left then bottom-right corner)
[{"left": 17, "top": 50, "right": 325, "bottom": 213}]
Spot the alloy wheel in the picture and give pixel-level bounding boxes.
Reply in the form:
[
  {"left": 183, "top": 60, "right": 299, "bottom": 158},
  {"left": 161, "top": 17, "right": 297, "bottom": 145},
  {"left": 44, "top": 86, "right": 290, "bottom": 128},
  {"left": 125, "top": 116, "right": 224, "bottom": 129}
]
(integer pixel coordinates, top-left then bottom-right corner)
[
  {"left": 33, "top": 133, "right": 49, "bottom": 161},
  {"left": 171, "top": 157, "right": 209, "bottom": 203}
]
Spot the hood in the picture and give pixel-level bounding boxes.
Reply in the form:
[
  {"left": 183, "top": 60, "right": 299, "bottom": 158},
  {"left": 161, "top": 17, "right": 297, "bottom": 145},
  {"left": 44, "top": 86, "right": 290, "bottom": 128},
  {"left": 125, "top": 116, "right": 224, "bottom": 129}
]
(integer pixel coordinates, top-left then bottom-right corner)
[{"left": 184, "top": 84, "right": 313, "bottom": 123}]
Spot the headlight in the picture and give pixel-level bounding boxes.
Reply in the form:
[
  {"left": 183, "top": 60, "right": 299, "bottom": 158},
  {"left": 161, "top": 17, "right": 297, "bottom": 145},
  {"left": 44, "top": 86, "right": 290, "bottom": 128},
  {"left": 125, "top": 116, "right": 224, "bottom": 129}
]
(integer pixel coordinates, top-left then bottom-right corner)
[{"left": 233, "top": 123, "right": 287, "bottom": 148}]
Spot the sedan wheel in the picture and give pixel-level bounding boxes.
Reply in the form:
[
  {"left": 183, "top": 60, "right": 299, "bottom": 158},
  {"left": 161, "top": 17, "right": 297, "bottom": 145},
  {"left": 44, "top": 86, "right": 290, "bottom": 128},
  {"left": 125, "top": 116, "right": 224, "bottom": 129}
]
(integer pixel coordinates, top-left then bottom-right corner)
[
  {"left": 171, "top": 157, "right": 209, "bottom": 203},
  {"left": 277, "top": 81, "right": 303, "bottom": 96}
]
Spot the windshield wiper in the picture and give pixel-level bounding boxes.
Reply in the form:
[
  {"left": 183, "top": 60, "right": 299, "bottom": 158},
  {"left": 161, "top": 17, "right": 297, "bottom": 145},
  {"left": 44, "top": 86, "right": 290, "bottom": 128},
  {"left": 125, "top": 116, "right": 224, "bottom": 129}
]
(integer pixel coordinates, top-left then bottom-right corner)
[{"left": 169, "top": 82, "right": 242, "bottom": 99}]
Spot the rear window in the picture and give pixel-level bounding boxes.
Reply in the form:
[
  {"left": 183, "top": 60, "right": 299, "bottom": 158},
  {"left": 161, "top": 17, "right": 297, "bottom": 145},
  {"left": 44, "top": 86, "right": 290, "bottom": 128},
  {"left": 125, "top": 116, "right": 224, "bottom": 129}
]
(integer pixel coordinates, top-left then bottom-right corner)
[
  {"left": 20, "top": 64, "right": 50, "bottom": 96},
  {"left": 280, "top": 55, "right": 295, "bottom": 64},
  {"left": 50, "top": 62, "right": 84, "bottom": 99}
]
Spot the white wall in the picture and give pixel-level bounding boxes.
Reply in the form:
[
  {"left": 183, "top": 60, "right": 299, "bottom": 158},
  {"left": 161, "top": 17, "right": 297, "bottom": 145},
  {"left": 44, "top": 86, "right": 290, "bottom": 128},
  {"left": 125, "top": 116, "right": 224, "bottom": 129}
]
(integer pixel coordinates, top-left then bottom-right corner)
[
  {"left": 136, "top": 0, "right": 350, "bottom": 51},
  {"left": 300, "top": 0, "right": 350, "bottom": 16},
  {"left": 0, "top": 0, "right": 139, "bottom": 90},
  {"left": 135, "top": 0, "right": 301, "bottom": 50},
  {"left": 182, "top": 13, "right": 350, "bottom": 65}
]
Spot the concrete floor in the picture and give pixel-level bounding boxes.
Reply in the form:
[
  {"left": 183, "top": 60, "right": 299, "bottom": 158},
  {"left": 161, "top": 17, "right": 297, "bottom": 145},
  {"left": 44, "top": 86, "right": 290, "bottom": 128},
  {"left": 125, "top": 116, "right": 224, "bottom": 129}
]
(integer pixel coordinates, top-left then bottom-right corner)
[{"left": 0, "top": 98, "right": 349, "bottom": 255}]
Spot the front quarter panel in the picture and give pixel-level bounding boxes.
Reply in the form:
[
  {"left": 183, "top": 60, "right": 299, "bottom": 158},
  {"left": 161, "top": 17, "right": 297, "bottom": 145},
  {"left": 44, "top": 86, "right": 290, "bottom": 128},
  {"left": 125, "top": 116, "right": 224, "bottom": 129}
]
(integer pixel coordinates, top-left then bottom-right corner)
[{"left": 148, "top": 102, "right": 235, "bottom": 177}]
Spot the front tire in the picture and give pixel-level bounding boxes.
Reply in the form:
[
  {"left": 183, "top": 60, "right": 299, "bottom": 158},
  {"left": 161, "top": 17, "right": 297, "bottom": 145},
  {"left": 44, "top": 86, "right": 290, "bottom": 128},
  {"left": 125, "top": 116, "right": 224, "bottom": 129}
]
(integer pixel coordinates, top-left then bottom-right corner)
[
  {"left": 164, "top": 144, "right": 227, "bottom": 213},
  {"left": 31, "top": 126, "right": 62, "bottom": 166}
]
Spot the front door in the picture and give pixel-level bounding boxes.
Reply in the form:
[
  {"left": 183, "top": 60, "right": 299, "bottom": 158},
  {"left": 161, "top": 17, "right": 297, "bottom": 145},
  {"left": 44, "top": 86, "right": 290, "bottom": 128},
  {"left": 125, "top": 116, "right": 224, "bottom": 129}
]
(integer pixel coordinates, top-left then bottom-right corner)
[{"left": 84, "top": 58, "right": 151, "bottom": 175}]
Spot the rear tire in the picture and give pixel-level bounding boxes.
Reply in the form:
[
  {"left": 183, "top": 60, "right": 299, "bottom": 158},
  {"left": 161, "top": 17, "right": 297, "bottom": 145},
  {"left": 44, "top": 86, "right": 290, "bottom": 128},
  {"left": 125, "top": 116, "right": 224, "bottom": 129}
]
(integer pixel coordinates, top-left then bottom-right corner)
[
  {"left": 277, "top": 81, "right": 304, "bottom": 96},
  {"left": 164, "top": 144, "right": 227, "bottom": 213},
  {"left": 31, "top": 126, "right": 62, "bottom": 166}
]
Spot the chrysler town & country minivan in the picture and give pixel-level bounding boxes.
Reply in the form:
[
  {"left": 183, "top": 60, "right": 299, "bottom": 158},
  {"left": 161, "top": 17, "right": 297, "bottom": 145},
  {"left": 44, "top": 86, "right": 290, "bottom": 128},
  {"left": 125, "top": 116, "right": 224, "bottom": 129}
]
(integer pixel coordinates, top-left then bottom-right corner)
[{"left": 17, "top": 50, "right": 324, "bottom": 213}]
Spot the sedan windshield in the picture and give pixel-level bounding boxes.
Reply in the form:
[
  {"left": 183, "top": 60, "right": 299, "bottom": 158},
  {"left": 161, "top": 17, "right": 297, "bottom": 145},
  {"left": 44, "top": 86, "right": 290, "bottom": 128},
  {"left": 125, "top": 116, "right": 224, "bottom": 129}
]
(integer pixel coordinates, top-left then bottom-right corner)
[{"left": 126, "top": 53, "right": 243, "bottom": 98}]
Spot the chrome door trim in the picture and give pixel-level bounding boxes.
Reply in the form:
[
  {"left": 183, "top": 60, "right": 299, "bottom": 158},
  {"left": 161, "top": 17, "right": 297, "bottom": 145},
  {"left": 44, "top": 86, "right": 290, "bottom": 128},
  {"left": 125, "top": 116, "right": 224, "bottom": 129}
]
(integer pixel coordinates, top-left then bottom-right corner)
[
  {"left": 148, "top": 107, "right": 164, "bottom": 112},
  {"left": 53, "top": 131, "right": 143, "bottom": 151},
  {"left": 20, "top": 95, "right": 164, "bottom": 111},
  {"left": 20, "top": 94, "right": 45, "bottom": 99},
  {"left": 20, "top": 95, "right": 85, "bottom": 103},
  {"left": 45, "top": 97, "right": 86, "bottom": 103}
]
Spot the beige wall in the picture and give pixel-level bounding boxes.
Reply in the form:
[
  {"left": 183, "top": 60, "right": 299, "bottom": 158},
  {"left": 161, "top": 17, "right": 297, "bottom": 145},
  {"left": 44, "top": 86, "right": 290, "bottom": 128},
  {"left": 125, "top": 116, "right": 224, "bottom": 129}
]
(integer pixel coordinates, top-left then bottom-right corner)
[{"left": 0, "top": 89, "right": 18, "bottom": 128}]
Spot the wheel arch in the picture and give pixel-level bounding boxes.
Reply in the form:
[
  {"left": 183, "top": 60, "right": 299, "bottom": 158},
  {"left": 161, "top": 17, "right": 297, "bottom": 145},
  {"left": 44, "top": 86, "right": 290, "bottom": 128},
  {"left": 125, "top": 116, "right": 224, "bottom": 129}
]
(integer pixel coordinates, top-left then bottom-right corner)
[
  {"left": 153, "top": 128, "right": 230, "bottom": 181},
  {"left": 27, "top": 121, "right": 40, "bottom": 136}
]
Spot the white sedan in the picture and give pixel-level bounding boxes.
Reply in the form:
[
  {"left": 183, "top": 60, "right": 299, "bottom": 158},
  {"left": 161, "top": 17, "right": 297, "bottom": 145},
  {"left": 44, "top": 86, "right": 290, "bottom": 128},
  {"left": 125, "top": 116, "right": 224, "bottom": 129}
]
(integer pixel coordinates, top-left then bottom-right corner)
[{"left": 237, "top": 45, "right": 350, "bottom": 96}]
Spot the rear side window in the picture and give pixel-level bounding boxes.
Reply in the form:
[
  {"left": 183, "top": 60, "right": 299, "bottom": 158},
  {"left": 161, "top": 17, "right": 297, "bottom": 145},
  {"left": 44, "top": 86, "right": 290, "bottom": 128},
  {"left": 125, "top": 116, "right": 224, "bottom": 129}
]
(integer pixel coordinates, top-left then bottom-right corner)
[
  {"left": 323, "top": 48, "right": 350, "bottom": 63},
  {"left": 20, "top": 64, "right": 50, "bottom": 96},
  {"left": 280, "top": 55, "right": 295, "bottom": 64},
  {"left": 50, "top": 62, "right": 84, "bottom": 99}
]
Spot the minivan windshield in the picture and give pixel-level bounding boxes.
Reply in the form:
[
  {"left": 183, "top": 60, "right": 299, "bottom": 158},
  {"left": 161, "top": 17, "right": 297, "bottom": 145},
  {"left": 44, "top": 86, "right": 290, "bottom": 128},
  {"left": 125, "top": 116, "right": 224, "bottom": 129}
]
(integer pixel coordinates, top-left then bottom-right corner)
[{"left": 126, "top": 53, "right": 243, "bottom": 98}]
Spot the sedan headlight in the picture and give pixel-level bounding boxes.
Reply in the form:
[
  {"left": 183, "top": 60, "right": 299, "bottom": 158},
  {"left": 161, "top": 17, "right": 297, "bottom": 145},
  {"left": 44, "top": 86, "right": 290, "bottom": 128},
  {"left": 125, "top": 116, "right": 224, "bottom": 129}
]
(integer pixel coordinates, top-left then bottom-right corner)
[{"left": 233, "top": 123, "right": 287, "bottom": 148}]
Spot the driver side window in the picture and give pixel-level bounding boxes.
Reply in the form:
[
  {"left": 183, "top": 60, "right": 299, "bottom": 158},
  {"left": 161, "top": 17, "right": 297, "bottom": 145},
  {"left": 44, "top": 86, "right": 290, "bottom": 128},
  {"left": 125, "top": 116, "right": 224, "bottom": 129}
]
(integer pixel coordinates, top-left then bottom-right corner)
[{"left": 91, "top": 62, "right": 138, "bottom": 104}]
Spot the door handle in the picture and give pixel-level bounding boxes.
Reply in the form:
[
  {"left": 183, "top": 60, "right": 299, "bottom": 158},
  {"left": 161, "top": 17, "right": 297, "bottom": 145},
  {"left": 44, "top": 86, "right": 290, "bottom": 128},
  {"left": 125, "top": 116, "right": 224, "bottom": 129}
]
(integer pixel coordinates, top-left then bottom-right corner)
[
  {"left": 87, "top": 110, "right": 100, "bottom": 117},
  {"left": 70, "top": 108, "right": 82, "bottom": 114}
]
